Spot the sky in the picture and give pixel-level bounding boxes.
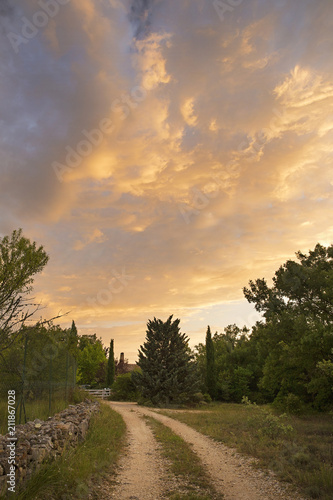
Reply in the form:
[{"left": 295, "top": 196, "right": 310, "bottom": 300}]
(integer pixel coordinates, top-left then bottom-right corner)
[{"left": 0, "top": 0, "right": 332, "bottom": 362}]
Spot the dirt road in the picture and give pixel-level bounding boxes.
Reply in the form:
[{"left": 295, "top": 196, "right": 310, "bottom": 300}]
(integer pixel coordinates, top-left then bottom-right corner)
[{"left": 106, "top": 402, "right": 304, "bottom": 500}]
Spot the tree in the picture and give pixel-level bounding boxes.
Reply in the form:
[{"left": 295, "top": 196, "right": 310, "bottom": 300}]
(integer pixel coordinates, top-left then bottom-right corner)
[
  {"left": 0, "top": 229, "right": 49, "bottom": 349},
  {"left": 243, "top": 243, "right": 333, "bottom": 410},
  {"left": 107, "top": 339, "right": 115, "bottom": 386},
  {"left": 77, "top": 339, "right": 107, "bottom": 386},
  {"left": 133, "top": 316, "right": 199, "bottom": 405},
  {"left": 205, "top": 326, "right": 217, "bottom": 399},
  {"left": 243, "top": 243, "right": 333, "bottom": 324}
]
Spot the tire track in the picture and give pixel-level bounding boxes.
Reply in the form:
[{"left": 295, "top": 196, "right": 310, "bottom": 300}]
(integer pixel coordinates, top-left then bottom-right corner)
[
  {"left": 107, "top": 402, "right": 167, "bottom": 499},
  {"left": 134, "top": 405, "right": 304, "bottom": 500}
]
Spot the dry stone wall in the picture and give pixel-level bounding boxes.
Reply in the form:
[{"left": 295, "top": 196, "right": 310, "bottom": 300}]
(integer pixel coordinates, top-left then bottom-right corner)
[{"left": 0, "top": 399, "right": 100, "bottom": 495}]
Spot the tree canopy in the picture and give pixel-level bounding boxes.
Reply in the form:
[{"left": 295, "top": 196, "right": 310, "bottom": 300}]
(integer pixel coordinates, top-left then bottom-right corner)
[
  {"left": 243, "top": 243, "right": 333, "bottom": 324},
  {"left": 194, "top": 244, "right": 333, "bottom": 411},
  {"left": 0, "top": 229, "right": 49, "bottom": 349},
  {"left": 133, "top": 315, "right": 199, "bottom": 405}
]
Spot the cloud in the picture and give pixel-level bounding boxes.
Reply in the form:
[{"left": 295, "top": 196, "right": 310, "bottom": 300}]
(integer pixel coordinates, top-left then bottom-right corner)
[
  {"left": 1, "top": 0, "right": 332, "bottom": 360},
  {"left": 0, "top": 0, "right": 14, "bottom": 18},
  {"left": 128, "top": 0, "right": 159, "bottom": 39}
]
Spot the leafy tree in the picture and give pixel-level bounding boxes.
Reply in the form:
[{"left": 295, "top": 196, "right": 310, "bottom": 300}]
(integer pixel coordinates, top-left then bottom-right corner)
[
  {"left": 133, "top": 316, "right": 200, "bottom": 405},
  {"left": 243, "top": 243, "right": 333, "bottom": 410},
  {"left": 0, "top": 229, "right": 49, "bottom": 350},
  {"left": 205, "top": 326, "right": 217, "bottom": 399},
  {"left": 107, "top": 339, "right": 115, "bottom": 386},
  {"left": 77, "top": 339, "right": 107, "bottom": 386},
  {"left": 0, "top": 323, "right": 78, "bottom": 400},
  {"left": 243, "top": 243, "right": 333, "bottom": 324},
  {"left": 78, "top": 333, "right": 99, "bottom": 351}
]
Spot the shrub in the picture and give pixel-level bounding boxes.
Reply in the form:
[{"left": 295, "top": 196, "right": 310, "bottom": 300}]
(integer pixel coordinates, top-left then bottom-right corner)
[
  {"left": 109, "top": 373, "right": 141, "bottom": 401},
  {"left": 242, "top": 396, "right": 293, "bottom": 438}
]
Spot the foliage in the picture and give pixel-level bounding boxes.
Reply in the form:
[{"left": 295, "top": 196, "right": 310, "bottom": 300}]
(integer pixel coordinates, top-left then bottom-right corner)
[
  {"left": 193, "top": 244, "right": 333, "bottom": 411},
  {"left": 0, "top": 229, "right": 49, "bottom": 350},
  {"left": 77, "top": 338, "right": 107, "bottom": 386},
  {"left": 106, "top": 338, "right": 115, "bottom": 387},
  {"left": 133, "top": 316, "right": 200, "bottom": 406},
  {"left": 109, "top": 373, "right": 140, "bottom": 401},
  {"left": 242, "top": 243, "right": 333, "bottom": 411},
  {"left": 243, "top": 243, "right": 333, "bottom": 323},
  {"left": 205, "top": 326, "right": 217, "bottom": 399},
  {"left": 195, "top": 324, "right": 257, "bottom": 403},
  {"left": 0, "top": 323, "right": 79, "bottom": 399},
  {"left": 241, "top": 396, "right": 293, "bottom": 438}
]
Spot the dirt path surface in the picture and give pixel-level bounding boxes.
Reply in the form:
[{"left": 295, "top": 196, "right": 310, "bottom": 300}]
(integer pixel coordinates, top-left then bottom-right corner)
[
  {"left": 107, "top": 402, "right": 304, "bottom": 500},
  {"left": 107, "top": 402, "right": 168, "bottom": 499}
]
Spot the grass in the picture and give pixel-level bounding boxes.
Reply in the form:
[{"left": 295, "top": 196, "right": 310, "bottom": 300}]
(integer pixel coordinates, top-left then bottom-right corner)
[
  {"left": 0, "top": 389, "right": 88, "bottom": 434},
  {"left": 8, "top": 403, "right": 126, "bottom": 500},
  {"left": 159, "top": 402, "right": 333, "bottom": 500},
  {"left": 144, "top": 415, "right": 222, "bottom": 500}
]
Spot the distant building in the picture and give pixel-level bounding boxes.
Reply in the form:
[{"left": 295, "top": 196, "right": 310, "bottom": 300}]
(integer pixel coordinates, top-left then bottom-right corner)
[{"left": 115, "top": 352, "right": 138, "bottom": 374}]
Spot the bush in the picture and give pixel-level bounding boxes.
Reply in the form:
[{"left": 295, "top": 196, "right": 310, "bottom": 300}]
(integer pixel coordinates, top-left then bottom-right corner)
[
  {"left": 284, "top": 393, "right": 304, "bottom": 415},
  {"left": 273, "top": 392, "right": 305, "bottom": 415},
  {"left": 242, "top": 396, "right": 293, "bottom": 438},
  {"left": 109, "top": 373, "right": 141, "bottom": 401}
]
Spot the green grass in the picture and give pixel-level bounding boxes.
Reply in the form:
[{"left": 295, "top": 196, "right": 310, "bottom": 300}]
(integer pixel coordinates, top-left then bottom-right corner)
[
  {"left": 0, "top": 389, "right": 88, "bottom": 434},
  {"left": 160, "top": 402, "right": 333, "bottom": 500},
  {"left": 144, "top": 415, "right": 222, "bottom": 500},
  {"left": 9, "top": 403, "right": 126, "bottom": 500}
]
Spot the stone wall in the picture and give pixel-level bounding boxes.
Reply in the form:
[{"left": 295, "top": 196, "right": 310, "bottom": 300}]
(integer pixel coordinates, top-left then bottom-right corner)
[{"left": 0, "top": 399, "right": 100, "bottom": 495}]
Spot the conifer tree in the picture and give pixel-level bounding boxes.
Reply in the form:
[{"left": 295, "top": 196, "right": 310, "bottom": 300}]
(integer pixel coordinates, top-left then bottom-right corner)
[
  {"left": 133, "top": 316, "right": 199, "bottom": 405},
  {"left": 205, "top": 325, "right": 217, "bottom": 399},
  {"left": 107, "top": 339, "right": 115, "bottom": 387}
]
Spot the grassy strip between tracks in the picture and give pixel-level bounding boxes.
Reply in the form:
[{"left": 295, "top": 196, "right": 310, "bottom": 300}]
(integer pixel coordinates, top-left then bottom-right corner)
[
  {"left": 11, "top": 403, "right": 126, "bottom": 500},
  {"left": 159, "top": 402, "right": 333, "bottom": 500},
  {"left": 144, "top": 415, "right": 222, "bottom": 500}
]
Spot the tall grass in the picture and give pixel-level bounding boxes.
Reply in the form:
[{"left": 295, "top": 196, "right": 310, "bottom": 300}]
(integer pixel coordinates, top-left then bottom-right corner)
[
  {"left": 11, "top": 403, "right": 126, "bottom": 499},
  {"left": 160, "top": 403, "right": 333, "bottom": 500},
  {"left": 0, "top": 389, "right": 88, "bottom": 435}
]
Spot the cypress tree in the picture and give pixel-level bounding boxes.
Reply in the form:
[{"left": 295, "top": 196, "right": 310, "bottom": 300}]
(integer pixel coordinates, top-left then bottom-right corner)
[
  {"left": 133, "top": 315, "right": 199, "bottom": 405},
  {"left": 205, "top": 325, "right": 217, "bottom": 399},
  {"left": 107, "top": 339, "right": 115, "bottom": 387}
]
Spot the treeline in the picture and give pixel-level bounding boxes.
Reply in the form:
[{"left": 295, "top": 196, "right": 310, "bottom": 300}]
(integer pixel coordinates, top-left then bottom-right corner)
[
  {"left": 0, "top": 320, "right": 122, "bottom": 396},
  {"left": 0, "top": 229, "right": 118, "bottom": 403},
  {"left": 196, "top": 243, "right": 333, "bottom": 412},
  {"left": 1, "top": 229, "right": 332, "bottom": 412}
]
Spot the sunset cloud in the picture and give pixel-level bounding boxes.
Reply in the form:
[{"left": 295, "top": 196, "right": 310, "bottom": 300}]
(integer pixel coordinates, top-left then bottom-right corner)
[{"left": 0, "top": 0, "right": 332, "bottom": 360}]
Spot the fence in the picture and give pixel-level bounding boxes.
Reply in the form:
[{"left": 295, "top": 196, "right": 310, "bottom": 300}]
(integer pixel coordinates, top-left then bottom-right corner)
[
  {"left": 0, "top": 326, "right": 78, "bottom": 431},
  {"left": 85, "top": 388, "right": 111, "bottom": 399}
]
